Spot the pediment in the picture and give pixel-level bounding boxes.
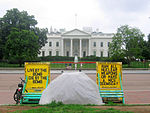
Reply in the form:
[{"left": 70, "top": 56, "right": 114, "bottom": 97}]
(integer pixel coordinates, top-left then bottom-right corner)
[{"left": 62, "top": 29, "right": 90, "bottom": 36}]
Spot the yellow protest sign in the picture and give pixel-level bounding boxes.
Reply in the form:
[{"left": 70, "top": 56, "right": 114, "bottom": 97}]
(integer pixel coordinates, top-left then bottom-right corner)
[
  {"left": 24, "top": 62, "right": 50, "bottom": 93},
  {"left": 96, "top": 62, "right": 122, "bottom": 90}
]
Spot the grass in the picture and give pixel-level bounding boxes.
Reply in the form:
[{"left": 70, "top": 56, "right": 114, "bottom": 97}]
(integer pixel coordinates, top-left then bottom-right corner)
[
  {"left": 0, "top": 61, "right": 149, "bottom": 69},
  {"left": 13, "top": 107, "right": 133, "bottom": 113},
  {"left": 0, "top": 62, "right": 23, "bottom": 68},
  {"left": 51, "top": 62, "right": 96, "bottom": 69},
  {"left": 123, "top": 61, "right": 150, "bottom": 68},
  {"left": 12, "top": 101, "right": 134, "bottom": 113}
]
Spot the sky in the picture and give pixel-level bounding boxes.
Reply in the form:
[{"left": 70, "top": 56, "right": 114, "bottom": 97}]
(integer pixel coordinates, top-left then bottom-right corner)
[{"left": 0, "top": 0, "right": 150, "bottom": 40}]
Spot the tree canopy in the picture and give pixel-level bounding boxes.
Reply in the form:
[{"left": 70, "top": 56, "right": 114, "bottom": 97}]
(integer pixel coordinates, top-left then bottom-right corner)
[
  {"left": 0, "top": 8, "right": 48, "bottom": 64},
  {"left": 109, "top": 25, "right": 145, "bottom": 64},
  {"left": 33, "top": 27, "right": 48, "bottom": 49},
  {"left": 142, "top": 34, "right": 150, "bottom": 60},
  {"left": 5, "top": 28, "right": 39, "bottom": 66}
]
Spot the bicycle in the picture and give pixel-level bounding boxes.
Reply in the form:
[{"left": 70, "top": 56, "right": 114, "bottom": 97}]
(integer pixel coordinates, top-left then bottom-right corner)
[{"left": 13, "top": 77, "right": 27, "bottom": 104}]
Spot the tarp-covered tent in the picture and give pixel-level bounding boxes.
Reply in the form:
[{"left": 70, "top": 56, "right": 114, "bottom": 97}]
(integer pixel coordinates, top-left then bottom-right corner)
[{"left": 39, "top": 72, "right": 104, "bottom": 105}]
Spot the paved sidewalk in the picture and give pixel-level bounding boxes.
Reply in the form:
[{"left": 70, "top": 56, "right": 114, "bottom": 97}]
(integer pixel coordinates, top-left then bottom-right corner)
[{"left": 0, "top": 73, "right": 150, "bottom": 105}]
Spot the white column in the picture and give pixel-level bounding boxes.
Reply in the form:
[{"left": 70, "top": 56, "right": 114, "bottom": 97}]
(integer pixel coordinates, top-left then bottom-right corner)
[
  {"left": 61, "top": 39, "right": 64, "bottom": 56},
  {"left": 89, "top": 39, "right": 91, "bottom": 56},
  {"left": 70, "top": 39, "right": 73, "bottom": 57},
  {"left": 80, "top": 39, "right": 82, "bottom": 57}
]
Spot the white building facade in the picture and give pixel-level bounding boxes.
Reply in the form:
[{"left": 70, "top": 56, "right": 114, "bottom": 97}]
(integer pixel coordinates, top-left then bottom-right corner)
[{"left": 39, "top": 29, "right": 113, "bottom": 57}]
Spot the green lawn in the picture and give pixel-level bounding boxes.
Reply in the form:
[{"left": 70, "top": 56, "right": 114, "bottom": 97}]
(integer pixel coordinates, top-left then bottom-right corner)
[
  {"left": 12, "top": 102, "right": 133, "bottom": 113},
  {"left": 51, "top": 62, "right": 96, "bottom": 69},
  {"left": 0, "top": 62, "right": 22, "bottom": 68},
  {"left": 0, "top": 61, "right": 149, "bottom": 69},
  {"left": 122, "top": 61, "right": 150, "bottom": 68},
  {"left": 48, "top": 61, "right": 150, "bottom": 69},
  {"left": 13, "top": 106, "right": 133, "bottom": 113}
]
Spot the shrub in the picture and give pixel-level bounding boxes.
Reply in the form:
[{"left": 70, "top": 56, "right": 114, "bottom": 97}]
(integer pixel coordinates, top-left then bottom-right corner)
[{"left": 39, "top": 56, "right": 74, "bottom": 61}]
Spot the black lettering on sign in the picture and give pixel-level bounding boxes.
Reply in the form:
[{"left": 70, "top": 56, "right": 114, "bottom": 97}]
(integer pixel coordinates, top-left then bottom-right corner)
[
  {"left": 33, "top": 72, "right": 42, "bottom": 76},
  {"left": 100, "top": 64, "right": 119, "bottom": 86},
  {"left": 101, "top": 75, "right": 106, "bottom": 78},
  {"left": 27, "top": 68, "right": 34, "bottom": 72},
  {"left": 105, "top": 65, "right": 109, "bottom": 71},
  {"left": 27, "top": 68, "right": 47, "bottom": 73},
  {"left": 33, "top": 80, "right": 42, "bottom": 83},
  {"left": 100, "top": 82, "right": 104, "bottom": 85},
  {"left": 101, "top": 71, "right": 104, "bottom": 74},
  {"left": 42, "top": 76, "right": 47, "bottom": 80},
  {"left": 40, "top": 68, "right": 47, "bottom": 72},
  {"left": 35, "top": 68, "right": 39, "bottom": 72},
  {"left": 43, "top": 69, "right": 47, "bottom": 72},
  {"left": 38, "top": 72, "right": 42, "bottom": 76},
  {"left": 101, "top": 65, "right": 104, "bottom": 71},
  {"left": 34, "top": 75, "right": 39, "bottom": 80},
  {"left": 102, "top": 79, "right": 105, "bottom": 82},
  {"left": 28, "top": 76, "right": 34, "bottom": 80},
  {"left": 108, "top": 78, "right": 112, "bottom": 82},
  {"left": 31, "top": 72, "right": 44, "bottom": 83}
]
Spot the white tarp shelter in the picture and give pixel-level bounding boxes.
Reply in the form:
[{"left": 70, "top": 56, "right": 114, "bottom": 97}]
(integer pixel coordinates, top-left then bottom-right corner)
[{"left": 39, "top": 72, "right": 104, "bottom": 105}]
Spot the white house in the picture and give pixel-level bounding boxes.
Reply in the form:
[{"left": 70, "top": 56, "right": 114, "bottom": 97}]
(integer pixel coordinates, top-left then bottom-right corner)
[{"left": 39, "top": 29, "right": 113, "bottom": 57}]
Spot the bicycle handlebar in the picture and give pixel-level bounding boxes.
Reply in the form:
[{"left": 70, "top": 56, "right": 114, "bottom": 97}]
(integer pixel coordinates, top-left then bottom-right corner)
[{"left": 20, "top": 77, "right": 26, "bottom": 83}]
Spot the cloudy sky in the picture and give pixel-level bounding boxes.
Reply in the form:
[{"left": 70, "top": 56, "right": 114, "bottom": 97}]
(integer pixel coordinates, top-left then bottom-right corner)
[{"left": 1, "top": 0, "right": 150, "bottom": 40}]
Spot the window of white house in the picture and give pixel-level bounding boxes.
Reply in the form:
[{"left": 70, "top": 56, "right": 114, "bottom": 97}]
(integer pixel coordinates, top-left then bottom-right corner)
[
  {"left": 49, "top": 51, "right": 52, "bottom": 56},
  {"left": 93, "top": 42, "right": 96, "bottom": 47},
  {"left": 49, "top": 42, "right": 52, "bottom": 47},
  {"left": 100, "top": 42, "right": 103, "bottom": 47},
  {"left": 83, "top": 51, "right": 86, "bottom": 57},
  {"left": 101, "top": 51, "right": 103, "bottom": 57},
  {"left": 108, "top": 51, "right": 109, "bottom": 57},
  {"left": 108, "top": 42, "right": 110, "bottom": 47},
  {"left": 42, "top": 51, "right": 45, "bottom": 57},
  {"left": 66, "top": 51, "right": 69, "bottom": 57},
  {"left": 56, "top": 42, "right": 59, "bottom": 47}
]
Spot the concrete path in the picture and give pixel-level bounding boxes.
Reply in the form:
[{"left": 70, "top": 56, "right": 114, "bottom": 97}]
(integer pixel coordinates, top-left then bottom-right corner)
[{"left": 0, "top": 73, "right": 150, "bottom": 105}]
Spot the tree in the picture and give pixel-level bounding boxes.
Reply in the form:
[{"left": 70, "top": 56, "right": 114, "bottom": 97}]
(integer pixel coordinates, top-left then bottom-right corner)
[
  {"left": 5, "top": 28, "right": 39, "bottom": 66},
  {"left": 0, "top": 8, "right": 37, "bottom": 59},
  {"left": 109, "top": 25, "right": 145, "bottom": 65},
  {"left": 33, "top": 27, "right": 48, "bottom": 49},
  {"left": 0, "top": 8, "right": 48, "bottom": 60},
  {"left": 109, "top": 32, "right": 125, "bottom": 62},
  {"left": 142, "top": 34, "right": 150, "bottom": 60},
  {"left": 141, "top": 41, "right": 150, "bottom": 60}
]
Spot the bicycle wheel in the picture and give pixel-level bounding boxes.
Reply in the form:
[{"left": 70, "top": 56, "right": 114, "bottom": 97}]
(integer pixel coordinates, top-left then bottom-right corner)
[
  {"left": 16, "top": 91, "right": 21, "bottom": 104},
  {"left": 13, "top": 93, "right": 18, "bottom": 102}
]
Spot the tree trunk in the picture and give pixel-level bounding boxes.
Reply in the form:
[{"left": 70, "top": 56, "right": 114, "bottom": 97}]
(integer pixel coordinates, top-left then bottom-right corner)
[
  {"left": 18, "top": 60, "right": 22, "bottom": 67},
  {"left": 19, "top": 63, "right": 22, "bottom": 67},
  {"left": 127, "top": 57, "right": 131, "bottom": 67}
]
